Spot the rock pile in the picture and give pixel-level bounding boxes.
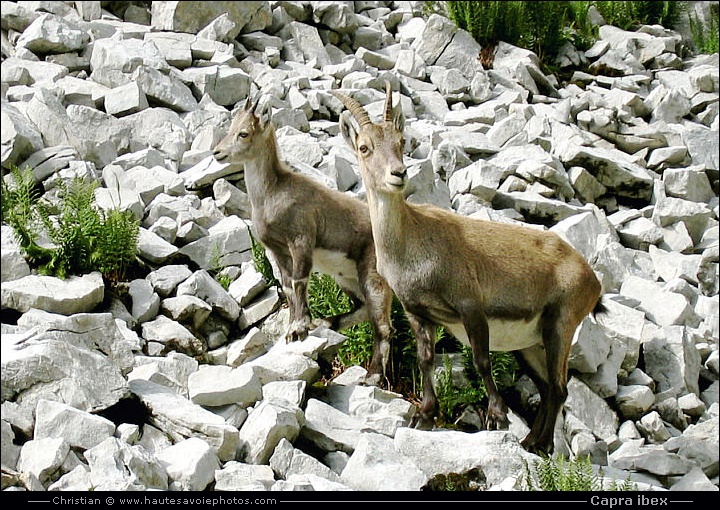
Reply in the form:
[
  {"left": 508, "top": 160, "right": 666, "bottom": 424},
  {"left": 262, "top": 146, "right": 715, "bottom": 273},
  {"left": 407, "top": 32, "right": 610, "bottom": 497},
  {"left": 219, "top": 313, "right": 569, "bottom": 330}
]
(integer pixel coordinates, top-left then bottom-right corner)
[{"left": 1, "top": 0, "right": 718, "bottom": 492}]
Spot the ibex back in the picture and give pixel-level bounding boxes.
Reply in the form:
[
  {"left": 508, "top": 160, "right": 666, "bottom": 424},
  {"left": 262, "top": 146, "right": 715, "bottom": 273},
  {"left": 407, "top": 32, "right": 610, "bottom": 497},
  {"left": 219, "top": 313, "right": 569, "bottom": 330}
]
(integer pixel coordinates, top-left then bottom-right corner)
[
  {"left": 332, "top": 84, "right": 604, "bottom": 454},
  {"left": 213, "top": 96, "right": 394, "bottom": 384}
]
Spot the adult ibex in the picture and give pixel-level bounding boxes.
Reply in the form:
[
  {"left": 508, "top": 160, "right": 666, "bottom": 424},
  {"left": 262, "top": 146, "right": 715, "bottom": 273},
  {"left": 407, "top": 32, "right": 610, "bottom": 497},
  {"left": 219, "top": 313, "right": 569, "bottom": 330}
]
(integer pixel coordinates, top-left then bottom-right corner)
[
  {"left": 213, "top": 95, "right": 394, "bottom": 384},
  {"left": 332, "top": 83, "right": 604, "bottom": 454}
]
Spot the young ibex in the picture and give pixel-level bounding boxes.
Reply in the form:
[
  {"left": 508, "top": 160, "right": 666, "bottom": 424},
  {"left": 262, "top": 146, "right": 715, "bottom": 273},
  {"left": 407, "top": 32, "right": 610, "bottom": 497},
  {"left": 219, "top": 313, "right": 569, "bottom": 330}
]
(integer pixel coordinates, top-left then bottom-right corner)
[
  {"left": 332, "top": 83, "right": 604, "bottom": 454},
  {"left": 213, "top": 95, "right": 394, "bottom": 384}
]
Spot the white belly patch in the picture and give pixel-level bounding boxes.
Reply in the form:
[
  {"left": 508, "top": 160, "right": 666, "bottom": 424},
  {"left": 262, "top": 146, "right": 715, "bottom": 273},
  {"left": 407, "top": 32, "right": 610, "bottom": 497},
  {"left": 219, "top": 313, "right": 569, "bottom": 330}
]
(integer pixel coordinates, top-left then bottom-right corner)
[
  {"left": 312, "top": 249, "right": 360, "bottom": 292},
  {"left": 444, "top": 315, "right": 542, "bottom": 352}
]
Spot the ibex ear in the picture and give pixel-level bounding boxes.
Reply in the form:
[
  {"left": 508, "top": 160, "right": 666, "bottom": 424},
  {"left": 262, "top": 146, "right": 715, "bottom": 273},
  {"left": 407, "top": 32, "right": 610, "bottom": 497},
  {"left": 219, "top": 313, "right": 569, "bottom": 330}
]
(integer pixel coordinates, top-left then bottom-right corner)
[
  {"left": 392, "top": 99, "right": 405, "bottom": 133},
  {"left": 339, "top": 111, "right": 359, "bottom": 152},
  {"left": 256, "top": 98, "right": 273, "bottom": 131}
]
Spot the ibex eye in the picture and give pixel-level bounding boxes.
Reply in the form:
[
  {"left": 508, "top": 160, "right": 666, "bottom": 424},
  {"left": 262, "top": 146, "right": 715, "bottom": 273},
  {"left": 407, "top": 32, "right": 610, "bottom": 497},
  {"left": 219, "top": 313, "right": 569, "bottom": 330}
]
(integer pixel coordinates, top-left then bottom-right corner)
[
  {"left": 359, "top": 145, "right": 369, "bottom": 154},
  {"left": 239, "top": 132, "right": 249, "bottom": 139}
]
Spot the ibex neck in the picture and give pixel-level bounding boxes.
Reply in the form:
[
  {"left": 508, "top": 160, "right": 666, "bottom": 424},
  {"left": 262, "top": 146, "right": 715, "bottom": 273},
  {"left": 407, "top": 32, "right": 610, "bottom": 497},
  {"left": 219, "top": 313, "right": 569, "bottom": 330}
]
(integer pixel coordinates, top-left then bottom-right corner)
[
  {"left": 364, "top": 186, "right": 411, "bottom": 260},
  {"left": 243, "top": 131, "right": 286, "bottom": 206}
]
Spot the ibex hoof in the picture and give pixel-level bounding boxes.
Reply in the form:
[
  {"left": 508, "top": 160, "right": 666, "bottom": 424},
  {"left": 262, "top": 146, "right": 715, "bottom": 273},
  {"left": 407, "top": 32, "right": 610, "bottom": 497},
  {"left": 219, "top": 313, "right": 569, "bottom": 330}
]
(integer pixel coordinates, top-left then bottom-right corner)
[
  {"left": 521, "top": 434, "right": 553, "bottom": 455},
  {"left": 485, "top": 414, "right": 510, "bottom": 431},
  {"left": 310, "top": 318, "right": 333, "bottom": 330},
  {"left": 485, "top": 402, "right": 509, "bottom": 431},
  {"left": 362, "top": 373, "right": 382, "bottom": 387},
  {"left": 409, "top": 413, "right": 434, "bottom": 431},
  {"left": 285, "top": 327, "right": 309, "bottom": 343}
]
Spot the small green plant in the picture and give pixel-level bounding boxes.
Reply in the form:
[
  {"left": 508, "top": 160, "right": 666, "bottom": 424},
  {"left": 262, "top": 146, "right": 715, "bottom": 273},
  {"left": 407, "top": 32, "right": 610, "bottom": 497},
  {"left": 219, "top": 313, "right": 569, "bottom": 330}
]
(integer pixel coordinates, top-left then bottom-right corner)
[
  {"left": 689, "top": 4, "right": 719, "bottom": 54},
  {"left": 308, "top": 272, "right": 353, "bottom": 318},
  {"left": 594, "top": 1, "right": 685, "bottom": 30},
  {"left": 207, "top": 242, "right": 234, "bottom": 290},
  {"left": 307, "top": 272, "right": 392, "bottom": 374},
  {"left": 91, "top": 207, "right": 140, "bottom": 284},
  {"left": 305, "top": 272, "right": 420, "bottom": 385},
  {"left": 523, "top": 455, "right": 638, "bottom": 491},
  {"left": 248, "top": 229, "right": 277, "bottom": 287},
  {"left": 1, "top": 167, "right": 139, "bottom": 283},
  {"left": 435, "top": 346, "right": 519, "bottom": 425},
  {"left": 562, "top": 1, "right": 599, "bottom": 52},
  {"left": 385, "top": 297, "right": 420, "bottom": 386},
  {"left": 436, "top": 353, "right": 487, "bottom": 423},
  {"left": 446, "top": 1, "right": 525, "bottom": 49},
  {"left": 38, "top": 178, "right": 139, "bottom": 282},
  {"left": 522, "top": 0, "right": 569, "bottom": 62},
  {"left": 215, "top": 272, "right": 233, "bottom": 290},
  {"left": 442, "top": 0, "right": 692, "bottom": 70},
  {"left": 308, "top": 272, "right": 378, "bottom": 370},
  {"left": 1, "top": 166, "right": 47, "bottom": 264},
  {"left": 38, "top": 177, "right": 102, "bottom": 278},
  {"left": 337, "top": 321, "right": 377, "bottom": 369}
]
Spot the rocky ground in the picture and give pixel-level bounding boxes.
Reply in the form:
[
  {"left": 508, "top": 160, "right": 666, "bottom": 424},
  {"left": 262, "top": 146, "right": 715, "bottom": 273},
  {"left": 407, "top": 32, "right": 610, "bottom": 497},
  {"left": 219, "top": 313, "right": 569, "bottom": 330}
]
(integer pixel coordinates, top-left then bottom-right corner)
[{"left": 1, "top": 0, "right": 718, "bottom": 493}]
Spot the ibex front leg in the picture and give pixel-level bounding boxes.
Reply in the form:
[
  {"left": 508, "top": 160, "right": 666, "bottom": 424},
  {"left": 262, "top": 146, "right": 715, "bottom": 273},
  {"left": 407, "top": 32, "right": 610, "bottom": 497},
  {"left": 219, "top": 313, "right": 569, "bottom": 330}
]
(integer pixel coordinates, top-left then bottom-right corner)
[
  {"left": 276, "top": 241, "right": 314, "bottom": 343},
  {"left": 407, "top": 312, "right": 438, "bottom": 430},
  {"left": 464, "top": 309, "right": 509, "bottom": 431}
]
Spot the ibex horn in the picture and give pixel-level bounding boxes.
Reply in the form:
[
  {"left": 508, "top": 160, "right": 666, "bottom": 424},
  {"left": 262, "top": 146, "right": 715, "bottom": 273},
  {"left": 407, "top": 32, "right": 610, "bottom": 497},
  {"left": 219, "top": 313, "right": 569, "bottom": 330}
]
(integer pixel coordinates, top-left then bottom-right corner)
[
  {"left": 244, "top": 90, "right": 263, "bottom": 114},
  {"left": 383, "top": 81, "right": 393, "bottom": 123},
  {"left": 330, "top": 90, "right": 372, "bottom": 128}
]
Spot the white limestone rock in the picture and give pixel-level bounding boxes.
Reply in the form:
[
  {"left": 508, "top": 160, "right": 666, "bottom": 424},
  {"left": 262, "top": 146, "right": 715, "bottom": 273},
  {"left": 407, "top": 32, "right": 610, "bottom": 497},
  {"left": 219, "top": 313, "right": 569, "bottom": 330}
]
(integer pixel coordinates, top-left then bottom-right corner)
[
  {"left": 188, "top": 364, "right": 262, "bottom": 407},
  {"left": 156, "top": 437, "right": 219, "bottom": 491},
  {"left": 1, "top": 271, "right": 104, "bottom": 315},
  {"left": 34, "top": 399, "right": 115, "bottom": 451},
  {"left": 236, "top": 399, "right": 304, "bottom": 465}
]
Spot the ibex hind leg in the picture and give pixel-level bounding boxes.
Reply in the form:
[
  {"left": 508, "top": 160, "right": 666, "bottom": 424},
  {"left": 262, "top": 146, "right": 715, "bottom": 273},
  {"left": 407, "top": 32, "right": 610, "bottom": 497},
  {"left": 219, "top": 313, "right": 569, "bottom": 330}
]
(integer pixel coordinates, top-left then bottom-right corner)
[
  {"left": 361, "top": 274, "right": 394, "bottom": 388},
  {"left": 272, "top": 254, "right": 308, "bottom": 343},
  {"left": 283, "top": 244, "right": 314, "bottom": 343},
  {"left": 313, "top": 277, "right": 394, "bottom": 388},
  {"left": 517, "top": 343, "right": 549, "bottom": 452},
  {"left": 518, "top": 308, "right": 572, "bottom": 455}
]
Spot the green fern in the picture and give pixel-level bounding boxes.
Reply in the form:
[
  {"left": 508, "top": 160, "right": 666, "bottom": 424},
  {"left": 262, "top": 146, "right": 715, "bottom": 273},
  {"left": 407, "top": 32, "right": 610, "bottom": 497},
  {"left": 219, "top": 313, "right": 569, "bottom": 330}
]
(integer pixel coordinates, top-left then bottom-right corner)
[
  {"left": 444, "top": 1, "right": 688, "bottom": 69},
  {"left": 689, "top": 4, "right": 719, "bottom": 54},
  {"left": 38, "top": 178, "right": 100, "bottom": 278},
  {"left": 594, "top": 1, "right": 636, "bottom": 29},
  {"left": 523, "top": 455, "right": 638, "bottom": 491},
  {"left": 566, "top": 1, "right": 599, "bottom": 51},
  {"left": 523, "top": 1, "right": 568, "bottom": 61},
  {"left": 308, "top": 272, "right": 353, "bottom": 318},
  {"left": 305, "top": 272, "right": 419, "bottom": 384},
  {"left": 447, "top": 1, "right": 526, "bottom": 48},
  {"left": 93, "top": 207, "right": 139, "bottom": 284},
  {"left": 436, "top": 346, "right": 519, "bottom": 425},
  {"left": 437, "top": 353, "right": 487, "bottom": 422},
  {"left": 249, "top": 229, "right": 278, "bottom": 287},
  {"left": 207, "top": 241, "right": 234, "bottom": 290},
  {"left": 0, "top": 166, "right": 51, "bottom": 265},
  {"left": 2, "top": 171, "right": 138, "bottom": 283},
  {"left": 594, "top": 1, "right": 684, "bottom": 30}
]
